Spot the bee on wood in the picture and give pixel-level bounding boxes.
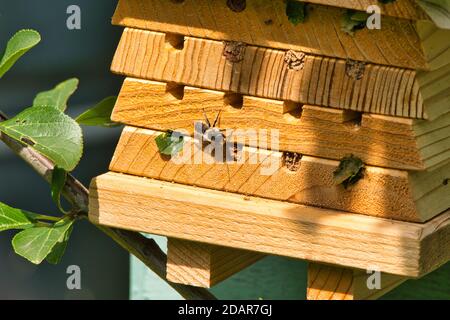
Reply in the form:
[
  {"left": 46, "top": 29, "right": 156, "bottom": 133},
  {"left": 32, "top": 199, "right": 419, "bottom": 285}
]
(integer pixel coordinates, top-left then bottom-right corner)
[
  {"left": 195, "top": 110, "right": 242, "bottom": 182},
  {"left": 196, "top": 110, "right": 240, "bottom": 162}
]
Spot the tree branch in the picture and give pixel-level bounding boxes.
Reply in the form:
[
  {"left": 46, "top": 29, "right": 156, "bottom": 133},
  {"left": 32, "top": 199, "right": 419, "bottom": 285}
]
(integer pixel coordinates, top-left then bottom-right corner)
[{"left": 0, "top": 113, "right": 216, "bottom": 300}]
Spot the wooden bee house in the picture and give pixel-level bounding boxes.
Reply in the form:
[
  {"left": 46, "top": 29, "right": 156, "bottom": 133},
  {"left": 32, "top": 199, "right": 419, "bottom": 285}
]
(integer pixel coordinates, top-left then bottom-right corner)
[{"left": 89, "top": 0, "right": 450, "bottom": 300}]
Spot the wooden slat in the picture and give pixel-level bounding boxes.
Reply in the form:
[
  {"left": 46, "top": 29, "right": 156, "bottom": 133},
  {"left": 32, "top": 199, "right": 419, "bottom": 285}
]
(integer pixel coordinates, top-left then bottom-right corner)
[
  {"left": 88, "top": 172, "right": 450, "bottom": 277},
  {"left": 307, "top": 263, "right": 407, "bottom": 300},
  {"left": 110, "top": 126, "right": 450, "bottom": 222},
  {"left": 167, "top": 239, "right": 264, "bottom": 288},
  {"left": 112, "top": 78, "right": 450, "bottom": 170},
  {"left": 299, "top": 0, "right": 428, "bottom": 20},
  {"left": 111, "top": 29, "right": 450, "bottom": 120},
  {"left": 111, "top": 0, "right": 429, "bottom": 70}
]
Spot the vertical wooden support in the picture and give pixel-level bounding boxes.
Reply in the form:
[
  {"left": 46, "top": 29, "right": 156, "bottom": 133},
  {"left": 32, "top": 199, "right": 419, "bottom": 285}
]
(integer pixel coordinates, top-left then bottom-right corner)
[
  {"left": 307, "top": 263, "right": 407, "bottom": 300},
  {"left": 167, "top": 239, "right": 264, "bottom": 288}
]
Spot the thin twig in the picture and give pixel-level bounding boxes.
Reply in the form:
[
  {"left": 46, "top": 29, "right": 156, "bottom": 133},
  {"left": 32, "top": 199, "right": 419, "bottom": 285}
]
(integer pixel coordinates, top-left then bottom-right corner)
[{"left": 0, "top": 113, "right": 216, "bottom": 300}]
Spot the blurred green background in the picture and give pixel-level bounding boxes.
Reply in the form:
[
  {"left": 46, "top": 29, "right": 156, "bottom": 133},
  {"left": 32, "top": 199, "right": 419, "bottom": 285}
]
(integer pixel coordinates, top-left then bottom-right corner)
[{"left": 0, "top": 1, "right": 448, "bottom": 300}]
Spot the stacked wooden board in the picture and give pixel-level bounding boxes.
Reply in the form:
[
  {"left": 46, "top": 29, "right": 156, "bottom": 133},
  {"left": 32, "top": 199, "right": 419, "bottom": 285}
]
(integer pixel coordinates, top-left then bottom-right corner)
[{"left": 89, "top": 0, "right": 450, "bottom": 300}]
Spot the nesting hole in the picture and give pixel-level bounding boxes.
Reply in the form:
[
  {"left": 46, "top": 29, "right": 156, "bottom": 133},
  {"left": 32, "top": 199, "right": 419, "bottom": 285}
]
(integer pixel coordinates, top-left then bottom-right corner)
[
  {"left": 165, "top": 33, "right": 185, "bottom": 50},
  {"left": 286, "top": 103, "right": 303, "bottom": 119},
  {"left": 444, "top": 178, "right": 449, "bottom": 186},
  {"left": 224, "top": 93, "right": 244, "bottom": 109},
  {"left": 169, "top": 0, "right": 185, "bottom": 3},
  {"left": 165, "top": 82, "right": 185, "bottom": 100},
  {"left": 227, "top": 0, "right": 246, "bottom": 12},
  {"left": 343, "top": 110, "right": 363, "bottom": 128}
]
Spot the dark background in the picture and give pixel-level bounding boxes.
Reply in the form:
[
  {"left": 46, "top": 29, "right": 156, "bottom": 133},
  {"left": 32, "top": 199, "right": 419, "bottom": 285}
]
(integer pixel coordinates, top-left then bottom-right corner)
[{"left": 0, "top": 1, "right": 128, "bottom": 299}]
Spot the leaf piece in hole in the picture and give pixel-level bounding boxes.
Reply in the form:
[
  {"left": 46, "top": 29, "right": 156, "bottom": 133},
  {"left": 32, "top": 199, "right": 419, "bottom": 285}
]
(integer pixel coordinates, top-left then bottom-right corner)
[
  {"left": 76, "top": 96, "right": 119, "bottom": 127},
  {"left": 51, "top": 166, "right": 68, "bottom": 213},
  {"left": 0, "top": 106, "right": 83, "bottom": 171},
  {"left": 155, "top": 131, "right": 185, "bottom": 156},
  {"left": 0, "top": 202, "right": 36, "bottom": 232},
  {"left": 286, "top": 0, "right": 307, "bottom": 25},
  {"left": 12, "top": 219, "right": 74, "bottom": 265},
  {"left": 33, "top": 78, "right": 79, "bottom": 112},
  {"left": 0, "top": 29, "right": 41, "bottom": 79},
  {"left": 333, "top": 155, "right": 365, "bottom": 189},
  {"left": 341, "top": 10, "right": 369, "bottom": 35}
]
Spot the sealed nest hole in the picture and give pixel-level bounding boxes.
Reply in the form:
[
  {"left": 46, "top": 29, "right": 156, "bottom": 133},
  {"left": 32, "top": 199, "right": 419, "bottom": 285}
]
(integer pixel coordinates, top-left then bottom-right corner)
[
  {"left": 283, "top": 152, "right": 303, "bottom": 171},
  {"left": 284, "top": 50, "right": 306, "bottom": 70},
  {"left": 345, "top": 59, "right": 366, "bottom": 80},
  {"left": 223, "top": 41, "right": 246, "bottom": 63}
]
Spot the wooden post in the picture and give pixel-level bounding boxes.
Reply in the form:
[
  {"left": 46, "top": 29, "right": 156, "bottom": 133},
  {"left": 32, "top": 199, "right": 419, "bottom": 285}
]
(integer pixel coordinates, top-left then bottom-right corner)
[
  {"left": 167, "top": 239, "right": 264, "bottom": 288},
  {"left": 307, "top": 263, "right": 407, "bottom": 300}
]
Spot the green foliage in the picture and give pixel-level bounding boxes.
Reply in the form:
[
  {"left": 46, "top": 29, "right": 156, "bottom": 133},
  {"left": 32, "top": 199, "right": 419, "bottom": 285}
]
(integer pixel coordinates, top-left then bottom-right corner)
[
  {"left": 286, "top": 0, "right": 307, "bottom": 25},
  {"left": 0, "top": 202, "right": 35, "bottom": 232},
  {"left": 0, "top": 106, "right": 83, "bottom": 171},
  {"left": 0, "top": 30, "right": 116, "bottom": 266},
  {"left": 33, "top": 78, "right": 79, "bottom": 111},
  {"left": 51, "top": 166, "right": 68, "bottom": 213},
  {"left": 46, "top": 223, "right": 73, "bottom": 264},
  {"left": 0, "top": 30, "right": 40, "bottom": 79},
  {"left": 333, "top": 155, "right": 365, "bottom": 189},
  {"left": 341, "top": 10, "right": 369, "bottom": 35},
  {"left": 155, "top": 131, "right": 185, "bottom": 156},
  {"left": 12, "top": 219, "right": 74, "bottom": 264},
  {"left": 76, "top": 96, "right": 119, "bottom": 127}
]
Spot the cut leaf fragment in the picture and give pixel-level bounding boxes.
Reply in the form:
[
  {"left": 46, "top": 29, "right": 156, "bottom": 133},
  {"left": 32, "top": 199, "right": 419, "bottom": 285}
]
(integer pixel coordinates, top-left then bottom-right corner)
[
  {"left": 155, "top": 131, "right": 185, "bottom": 156},
  {"left": 286, "top": 0, "right": 307, "bottom": 25},
  {"left": 341, "top": 10, "right": 369, "bottom": 35},
  {"left": 333, "top": 155, "right": 365, "bottom": 189}
]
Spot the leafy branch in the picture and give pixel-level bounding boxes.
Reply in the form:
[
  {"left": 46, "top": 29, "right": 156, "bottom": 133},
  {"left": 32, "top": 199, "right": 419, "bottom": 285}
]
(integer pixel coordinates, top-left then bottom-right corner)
[{"left": 0, "top": 30, "right": 215, "bottom": 300}]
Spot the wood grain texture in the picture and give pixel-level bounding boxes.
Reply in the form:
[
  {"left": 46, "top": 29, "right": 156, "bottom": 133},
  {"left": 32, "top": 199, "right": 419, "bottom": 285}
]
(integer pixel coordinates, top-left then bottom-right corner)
[
  {"left": 307, "top": 263, "right": 407, "bottom": 300},
  {"left": 167, "top": 239, "right": 264, "bottom": 288},
  {"left": 110, "top": 29, "right": 450, "bottom": 120},
  {"left": 109, "top": 127, "right": 450, "bottom": 222},
  {"left": 112, "top": 78, "right": 450, "bottom": 170},
  {"left": 88, "top": 172, "right": 450, "bottom": 277},
  {"left": 299, "top": 0, "right": 428, "bottom": 20},
  {"left": 111, "top": 0, "right": 429, "bottom": 70}
]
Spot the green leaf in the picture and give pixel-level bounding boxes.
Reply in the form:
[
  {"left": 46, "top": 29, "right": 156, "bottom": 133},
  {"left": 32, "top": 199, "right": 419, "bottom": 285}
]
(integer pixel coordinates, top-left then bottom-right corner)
[
  {"left": 341, "top": 10, "right": 369, "bottom": 35},
  {"left": 155, "top": 131, "right": 185, "bottom": 156},
  {"left": 286, "top": 1, "right": 307, "bottom": 25},
  {"left": 75, "top": 96, "right": 119, "bottom": 127},
  {"left": 333, "top": 155, "right": 365, "bottom": 189},
  {"left": 46, "top": 224, "right": 73, "bottom": 264},
  {"left": 0, "top": 202, "right": 35, "bottom": 232},
  {"left": 0, "top": 106, "right": 83, "bottom": 171},
  {"left": 417, "top": 0, "right": 450, "bottom": 29},
  {"left": 0, "top": 30, "right": 41, "bottom": 79},
  {"left": 33, "top": 78, "right": 79, "bottom": 112},
  {"left": 51, "top": 166, "right": 68, "bottom": 213},
  {"left": 12, "top": 219, "right": 74, "bottom": 265}
]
